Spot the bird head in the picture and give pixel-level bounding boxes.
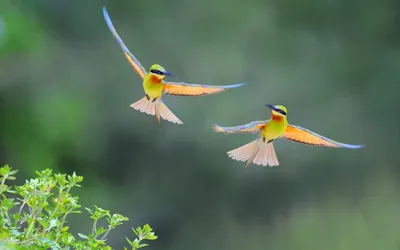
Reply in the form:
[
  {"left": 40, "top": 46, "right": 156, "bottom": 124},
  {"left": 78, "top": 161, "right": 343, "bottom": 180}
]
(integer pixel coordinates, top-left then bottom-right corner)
[
  {"left": 149, "top": 64, "right": 174, "bottom": 79},
  {"left": 266, "top": 104, "right": 288, "bottom": 117}
]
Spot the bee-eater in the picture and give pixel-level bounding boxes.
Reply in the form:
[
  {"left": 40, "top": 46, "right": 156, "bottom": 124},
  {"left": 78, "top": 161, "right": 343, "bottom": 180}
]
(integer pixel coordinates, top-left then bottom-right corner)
[
  {"left": 103, "top": 7, "right": 245, "bottom": 126},
  {"left": 213, "top": 104, "right": 363, "bottom": 168}
]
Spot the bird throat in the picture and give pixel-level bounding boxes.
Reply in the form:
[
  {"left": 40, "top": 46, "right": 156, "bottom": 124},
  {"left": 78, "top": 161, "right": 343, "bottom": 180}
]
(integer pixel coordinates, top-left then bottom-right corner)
[
  {"left": 150, "top": 74, "right": 163, "bottom": 84},
  {"left": 271, "top": 114, "right": 284, "bottom": 122}
]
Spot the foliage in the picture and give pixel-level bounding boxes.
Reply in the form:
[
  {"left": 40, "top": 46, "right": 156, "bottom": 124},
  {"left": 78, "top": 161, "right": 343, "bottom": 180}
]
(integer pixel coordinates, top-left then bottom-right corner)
[
  {"left": 0, "top": 1, "right": 45, "bottom": 54},
  {"left": 0, "top": 164, "right": 157, "bottom": 250}
]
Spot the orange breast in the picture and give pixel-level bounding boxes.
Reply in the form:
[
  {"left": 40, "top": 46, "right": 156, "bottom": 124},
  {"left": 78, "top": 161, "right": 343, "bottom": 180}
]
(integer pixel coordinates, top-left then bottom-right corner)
[
  {"left": 271, "top": 114, "right": 283, "bottom": 122},
  {"left": 150, "top": 75, "right": 162, "bottom": 84}
]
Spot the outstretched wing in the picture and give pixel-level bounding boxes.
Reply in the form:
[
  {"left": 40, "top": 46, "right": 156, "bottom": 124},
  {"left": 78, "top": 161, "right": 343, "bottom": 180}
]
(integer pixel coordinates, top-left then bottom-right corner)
[
  {"left": 103, "top": 7, "right": 147, "bottom": 79},
  {"left": 213, "top": 120, "right": 267, "bottom": 134},
  {"left": 163, "top": 81, "right": 245, "bottom": 96},
  {"left": 281, "top": 124, "right": 364, "bottom": 149}
]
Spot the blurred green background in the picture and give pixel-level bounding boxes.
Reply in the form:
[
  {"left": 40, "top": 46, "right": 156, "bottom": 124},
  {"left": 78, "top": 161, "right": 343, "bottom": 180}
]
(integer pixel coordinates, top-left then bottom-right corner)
[{"left": 1, "top": 0, "right": 399, "bottom": 249}]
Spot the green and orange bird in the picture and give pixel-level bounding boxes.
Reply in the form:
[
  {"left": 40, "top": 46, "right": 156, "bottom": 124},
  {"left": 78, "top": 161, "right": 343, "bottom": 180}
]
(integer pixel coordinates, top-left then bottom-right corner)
[
  {"left": 103, "top": 7, "right": 245, "bottom": 126},
  {"left": 213, "top": 104, "right": 363, "bottom": 168}
]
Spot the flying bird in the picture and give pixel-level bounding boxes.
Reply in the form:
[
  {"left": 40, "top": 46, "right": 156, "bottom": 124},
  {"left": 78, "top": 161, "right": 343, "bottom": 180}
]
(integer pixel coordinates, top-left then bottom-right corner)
[
  {"left": 213, "top": 104, "right": 363, "bottom": 169},
  {"left": 102, "top": 7, "right": 245, "bottom": 126}
]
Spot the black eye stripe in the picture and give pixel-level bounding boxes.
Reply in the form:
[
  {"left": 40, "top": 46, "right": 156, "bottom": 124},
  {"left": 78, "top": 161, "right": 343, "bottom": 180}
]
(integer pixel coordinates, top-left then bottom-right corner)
[
  {"left": 150, "top": 69, "right": 164, "bottom": 75},
  {"left": 276, "top": 109, "right": 287, "bottom": 116}
]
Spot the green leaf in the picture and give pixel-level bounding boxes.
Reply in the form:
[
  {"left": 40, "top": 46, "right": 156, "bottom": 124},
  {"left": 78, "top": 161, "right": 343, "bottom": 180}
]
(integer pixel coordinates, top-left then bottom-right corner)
[
  {"left": 96, "top": 227, "right": 106, "bottom": 236},
  {"left": 11, "top": 213, "right": 21, "bottom": 224},
  {"left": 6, "top": 189, "right": 17, "bottom": 194},
  {"left": 49, "top": 219, "right": 57, "bottom": 228},
  {"left": 40, "top": 238, "right": 60, "bottom": 249},
  {"left": 0, "top": 165, "right": 11, "bottom": 176},
  {"left": 132, "top": 227, "right": 140, "bottom": 237},
  {"left": 145, "top": 235, "right": 158, "bottom": 240},
  {"left": 54, "top": 173, "right": 67, "bottom": 186},
  {"left": 9, "top": 169, "right": 19, "bottom": 175},
  {"left": 68, "top": 172, "right": 83, "bottom": 186},
  {"left": 37, "top": 217, "right": 48, "bottom": 228},
  {"left": 125, "top": 236, "right": 133, "bottom": 246},
  {"left": 109, "top": 213, "right": 129, "bottom": 228},
  {"left": 85, "top": 207, "right": 94, "bottom": 215},
  {"left": 137, "top": 243, "right": 149, "bottom": 249},
  {"left": 77, "top": 233, "right": 88, "bottom": 239},
  {"left": 132, "top": 239, "right": 139, "bottom": 248},
  {"left": 35, "top": 170, "right": 42, "bottom": 177},
  {"left": 143, "top": 224, "right": 152, "bottom": 233}
]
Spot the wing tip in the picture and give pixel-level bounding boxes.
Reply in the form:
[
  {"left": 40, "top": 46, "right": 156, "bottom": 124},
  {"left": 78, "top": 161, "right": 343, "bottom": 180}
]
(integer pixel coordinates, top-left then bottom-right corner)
[
  {"left": 213, "top": 124, "right": 232, "bottom": 134},
  {"left": 212, "top": 124, "right": 221, "bottom": 132},
  {"left": 102, "top": 6, "right": 110, "bottom": 20},
  {"left": 223, "top": 82, "right": 246, "bottom": 89},
  {"left": 342, "top": 143, "right": 365, "bottom": 149},
  {"left": 102, "top": 5, "right": 115, "bottom": 33},
  {"left": 213, "top": 124, "right": 226, "bottom": 133}
]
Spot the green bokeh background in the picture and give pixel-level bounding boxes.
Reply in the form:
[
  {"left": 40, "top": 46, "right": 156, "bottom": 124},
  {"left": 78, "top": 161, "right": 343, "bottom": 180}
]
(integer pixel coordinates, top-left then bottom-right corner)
[{"left": 1, "top": 0, "right": 399, "bottom": 249}]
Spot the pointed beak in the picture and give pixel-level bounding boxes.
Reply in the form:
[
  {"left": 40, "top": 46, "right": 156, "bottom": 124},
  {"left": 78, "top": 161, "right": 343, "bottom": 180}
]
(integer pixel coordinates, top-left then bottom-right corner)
[
  {"left": 265, "top": 104, "right": 276, "bottom": 111},
  {"left": 163, "top": 71, "right": 175, "bottom": 77}
]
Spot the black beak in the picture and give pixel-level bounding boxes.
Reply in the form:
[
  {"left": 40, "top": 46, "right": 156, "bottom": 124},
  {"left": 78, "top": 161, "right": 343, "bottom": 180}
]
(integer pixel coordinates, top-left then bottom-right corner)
[
  {"left": 265, "top": 104, "right": 276, "bottom": 111},
  {"left": 163, "top": 71, "right": 175, "bottom": 77}
]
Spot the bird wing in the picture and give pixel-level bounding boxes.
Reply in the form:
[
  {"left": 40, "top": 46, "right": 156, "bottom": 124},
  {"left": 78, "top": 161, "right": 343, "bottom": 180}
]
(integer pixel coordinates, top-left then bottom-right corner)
[
  {"left": 281, "top": 124, "right": 364, "bottom": 149},
  {"left": 103, "top": 7, "right": 147, "bottom": 79},
  {"left": 163, "top": 81, "right": 245, "bottom": 96},
  {"left": 213, "top": 120, "right": 268, "bottom": 134}
]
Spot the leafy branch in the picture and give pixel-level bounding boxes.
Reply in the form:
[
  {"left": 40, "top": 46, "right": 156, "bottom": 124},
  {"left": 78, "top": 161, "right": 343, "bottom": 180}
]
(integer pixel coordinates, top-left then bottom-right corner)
[{"left": 0, "top": 164, "right": 157, "bottom": 249}]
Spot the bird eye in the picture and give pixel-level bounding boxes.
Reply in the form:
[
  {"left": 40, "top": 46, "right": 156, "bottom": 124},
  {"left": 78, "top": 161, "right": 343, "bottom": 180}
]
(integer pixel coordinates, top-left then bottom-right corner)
[
  {"left": 150, "top": 69, "right": 164, "bottom": 75},
  {"left": 276, "top": 109, "right": 286, "bottom": 115}
]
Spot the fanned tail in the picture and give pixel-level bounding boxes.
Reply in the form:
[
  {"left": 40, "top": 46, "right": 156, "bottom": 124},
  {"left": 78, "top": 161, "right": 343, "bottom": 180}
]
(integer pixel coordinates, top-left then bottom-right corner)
[
  {"left": 130, "top": 96, "right": 156, "bottom": 116},
  {"left": 158, "top": 101, "right": 183, "bottom": 124},
  {"left": 227, "top": 139, "right": 279, "bottom": 168},
  {"left": 130, "top": 97, "right": 183, "bottom": 125}
]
